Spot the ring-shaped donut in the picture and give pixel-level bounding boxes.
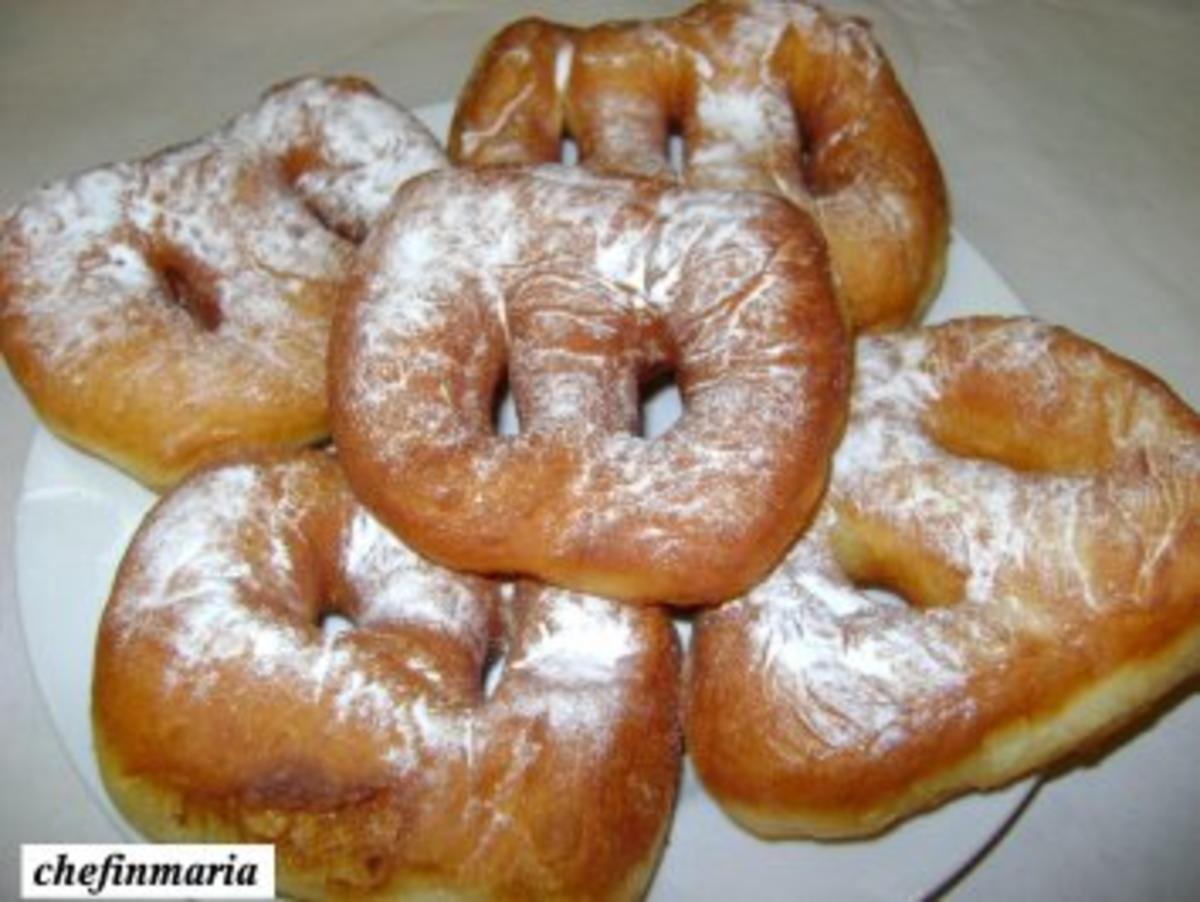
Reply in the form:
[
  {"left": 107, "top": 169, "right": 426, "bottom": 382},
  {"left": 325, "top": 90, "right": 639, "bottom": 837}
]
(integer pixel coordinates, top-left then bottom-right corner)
[
  {"left": 449, "top": 0, "right": 948, "bottom": 332},
  {"left": 94, "top": 452, "right": 680, "bottom": 900},
  {"left": 331, "top": 165, "right": 849, "bottom": 605},
  {"left": 1, "top": 77, "right": 445, "bottom": 488},
  {"left": 685, "top": 317, "right": 1200, "bottom": 837}
]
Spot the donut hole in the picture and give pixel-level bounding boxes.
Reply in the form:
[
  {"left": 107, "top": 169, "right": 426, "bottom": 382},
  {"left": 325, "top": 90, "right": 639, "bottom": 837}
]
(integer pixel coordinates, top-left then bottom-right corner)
[
  {"left": 317, "top": 610, "right": 355, "bottom": 640},
  {"left": 145, "top": 242, "right": 223, "bottom": 331},
  {"left": 491, "top": 375, "right": 520, "bottom": 436},
  {"left": 666, "top": 129, "right": 685, "bottom": 178},
  {"left": 481, "top": 644, "right": 508, "bottom": 700},
  {"left": 560, "top": 135, "right": 580, "bottom": 166},
  {"left": 639, "top": 367, "right": 683, "bottom": 439},
  {"left": 830, "top": 510, "right": 965, "bottom": 610}
]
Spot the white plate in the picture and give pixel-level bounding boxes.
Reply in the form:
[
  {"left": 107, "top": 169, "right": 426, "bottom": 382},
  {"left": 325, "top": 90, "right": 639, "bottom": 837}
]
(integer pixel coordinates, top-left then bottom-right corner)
[{"left": 16, "top": 101, "right": 1034, "bottom": 901}]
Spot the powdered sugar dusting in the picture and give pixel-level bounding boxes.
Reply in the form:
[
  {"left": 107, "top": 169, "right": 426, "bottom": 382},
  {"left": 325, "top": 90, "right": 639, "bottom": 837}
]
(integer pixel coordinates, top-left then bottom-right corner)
[
  {"left": 338, "top": 166, "right": 841, "bottom": 590},
  {"left": 341, "top": 507, "right": 485, "bottom": 634},
  {"left": 452, "top": 0, "right": 935, "bottom": 329},
  {"left": 456, "top": 0, "right": 887, "bottom": 204},
  {"left": 233, "top": 78, "right": 446, "bottom": 236},
  {"left": 103, "top": 455, "right": 669, "bottom": 776},
  {"left": 503, "top": 587, "right": 647, "bottom": 739},
  {"left": 105, "top": 458, "right": 454, "bottom": 752},
  {"left": 1, "top": 77, "right": 445, "bottom": 409},
  {"left": 729, "top": 319, "right": 1200, "bottom": 754},
  {"left": 512, "top": 589, "right": 638, "bottom": 685}
]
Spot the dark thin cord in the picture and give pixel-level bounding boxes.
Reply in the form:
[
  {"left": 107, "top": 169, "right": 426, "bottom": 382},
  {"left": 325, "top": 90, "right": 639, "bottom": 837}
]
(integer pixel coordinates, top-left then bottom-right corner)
[{"left": 921, "top": 777, "right": 1045, "bottom": 901}]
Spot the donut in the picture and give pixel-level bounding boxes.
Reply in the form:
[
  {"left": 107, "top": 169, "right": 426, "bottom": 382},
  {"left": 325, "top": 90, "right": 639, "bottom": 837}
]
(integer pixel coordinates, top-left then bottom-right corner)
[
  {"left": 330, "top": 165, "right": 849, "bottom": 606},
  {"left": 93, "top": 452, "right": 681, "bottom": 900},
  {"left": 685, "top": 317, "right": 1200, "bottom": 838},
  {"left": 449, "top": 0, "right": 948, "bottom": 332},
  {"left": 0, "top": 76, "right": 445, "bottom": 488}
]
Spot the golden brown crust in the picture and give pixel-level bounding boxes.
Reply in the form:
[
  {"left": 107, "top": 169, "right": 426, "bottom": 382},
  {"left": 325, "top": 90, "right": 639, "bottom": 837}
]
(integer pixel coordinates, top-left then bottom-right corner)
[
  {"left": 450, "top": 0, "right": 949, "bottom": 332},
  {"left": 685, "top": 317, "right": 1200, "bottom": 837},
  {"left": 93, "top": 451, "right": 681, "bottom": 899},
  {"left": 0, "top": 77, "right": 446, "bottom": 489},
  {"left": 330, "top": 165, "right": 849, "bottom": 606}
]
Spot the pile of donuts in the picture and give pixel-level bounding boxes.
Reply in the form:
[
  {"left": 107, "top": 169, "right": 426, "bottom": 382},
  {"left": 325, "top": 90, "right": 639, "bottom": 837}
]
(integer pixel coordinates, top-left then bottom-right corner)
[{"left": 3, "top": 2, "right": 1198, "bottom": 899}]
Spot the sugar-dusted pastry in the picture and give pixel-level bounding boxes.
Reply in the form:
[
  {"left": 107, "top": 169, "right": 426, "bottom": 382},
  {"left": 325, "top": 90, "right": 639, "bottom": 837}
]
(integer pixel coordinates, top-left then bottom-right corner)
[
  {"left": 1, "top": 77, "right": 445, "bottom": 488},
  {"left": 331, "top": 165, "right": 849, "bottom": 605},
  {"left": 94, "top": 451, "right": 681, "bottom": 900},
  {"left": 451, "top": 0, "right": 948, "bottom": 331},
  {"left": 686, "top": 317, "right": 1200, "bottom": 837}
]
